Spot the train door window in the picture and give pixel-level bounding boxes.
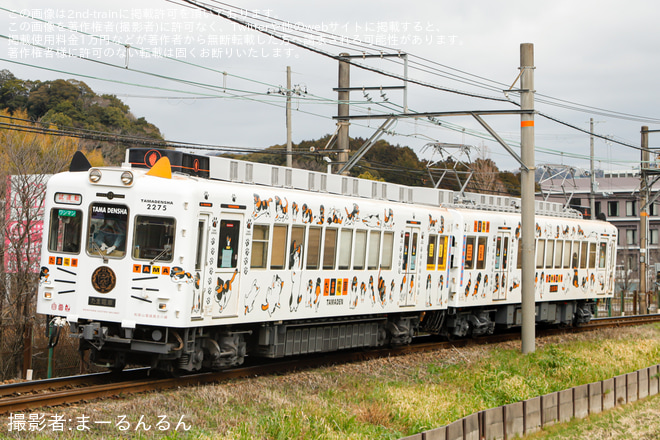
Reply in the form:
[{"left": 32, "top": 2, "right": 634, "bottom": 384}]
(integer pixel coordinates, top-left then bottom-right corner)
[
  {"left": 579, "top": 242, "right": 588, "bottom": 269},
  {"left": 195, "top": 220, "right": 205, "bottom": 271},
  {"left": 501, "top": 236, "right": 509, "bottom": 269},
  {"left": 427, "top": 234, "right": 438, "bottom": 270},
  {"left": 588, "top": 242, "right": 597, "bottom": 269},
  {"left": 133, "top": 216, "right": 175, "bottom": 262},
  {"left": 554, "top": 240, "right": 563, "bottom": 268},
  {"left": 251, "top": 224, "right": 269, "bottom": 269},
  {"left": 545, "top": 240, "right": 554, "bottom": 269},
  {"left": 598, "top": 242, "right": 607, "bottom": 268},
  {"left": 338, "top": 229, "right": 353, "bottom": 270},
  {"left": 381, "top": 231, "right": 394, "bottom": 270},
  {"left": 563, "top": 241, "right": 573, "bottom": 268},
  {"left": 437, "top": 235, "right": 448, "bottom": 271},
  {"left": 536, "top": 239, "right": 545, "bottom": 269},
  {"left": 218, "top": 220, "right": 240, "bottom": 268},
  {"left": 87, "top": 203, "right": 129, "bottom": 258},
  {"left": 353, "top": 230, "right": 367, "bottom": 270},
  {"left": 476, "top": 236, "right": 487, "bottom": 270},
  {"left": 464, "top": 236, "right": 476, "bottom": 270},
  {"left": 306, "top": 227, "right": 322, "bottom": 270},
  {"left": 517, "top": 240, "right": 523, "bottom": 269},
  {"left": 48, "top": 208, "right": 82, "bottom": 253},
  {"left": 289, "top": 225, "right": 305, "bottom": 269},
  {"left": 367, "top": 230, "right": 381, "bottom": 270},
  {"left": 270, "top": 225, "right": 288, "bottom": 270},
  {"left": 323, "top": 228, "right": 338, "bottom": 270}
]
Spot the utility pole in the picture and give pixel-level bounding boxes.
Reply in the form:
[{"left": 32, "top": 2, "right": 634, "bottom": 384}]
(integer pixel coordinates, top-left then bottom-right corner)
[
  {"left": 337, "top": 53, "right": 350, "bottom": 174},
  {"left": 590, "top": 118, "right": 595, "bottom": 218},
  {"left": 286, "top": 66, "right": 293, "bottom": 168},
  {"left": 640, "top": 126, "right": 649, "bottom": 314},
  {"left": 520, "top": 43, "right": 536, "bottom": 354}
]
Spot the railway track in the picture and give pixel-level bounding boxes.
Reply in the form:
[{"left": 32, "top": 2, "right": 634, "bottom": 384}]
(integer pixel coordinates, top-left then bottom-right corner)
[{"left": 2, "top": 314, "right": 658, "bottom": 415}]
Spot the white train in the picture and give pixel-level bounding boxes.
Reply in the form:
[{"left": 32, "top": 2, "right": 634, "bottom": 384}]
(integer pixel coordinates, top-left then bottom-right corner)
[{"left": 37, "top": 148, "right": 617, "bottom": 371}]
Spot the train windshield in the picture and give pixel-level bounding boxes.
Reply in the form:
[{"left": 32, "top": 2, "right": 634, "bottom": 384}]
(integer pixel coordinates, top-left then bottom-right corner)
[
  {"left": 133, "top": 216, "right": 176, "bottom": 262},
  {"left": 87, "top": 202, "right": 129, "bottom": 258},
  {"left": 47, "top": 208, "right": 82, "bottom": 253}
]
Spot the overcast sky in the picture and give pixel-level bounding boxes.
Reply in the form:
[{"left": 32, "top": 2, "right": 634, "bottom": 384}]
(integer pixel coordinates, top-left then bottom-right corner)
[{"left": 2, "top": 0, "right": 659, "bottom": 173}]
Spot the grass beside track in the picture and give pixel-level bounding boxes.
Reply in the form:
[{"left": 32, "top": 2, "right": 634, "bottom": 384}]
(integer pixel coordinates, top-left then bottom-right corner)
[{"left": 2, "top": 324, "right": 660, "bottom": 439}]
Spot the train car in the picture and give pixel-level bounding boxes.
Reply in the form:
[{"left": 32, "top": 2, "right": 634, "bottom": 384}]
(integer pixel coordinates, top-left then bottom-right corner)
[{"left": 37, "top": 148, "right": 617, "bottom": 372}]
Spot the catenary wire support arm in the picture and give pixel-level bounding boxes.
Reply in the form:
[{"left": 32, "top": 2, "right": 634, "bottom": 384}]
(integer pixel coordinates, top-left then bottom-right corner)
[
  {"left": 472, "top": 113, "right": 527, "bottom": 170},
  {"left": 337, "top": 117, "right": 396, "bottom": 174}
]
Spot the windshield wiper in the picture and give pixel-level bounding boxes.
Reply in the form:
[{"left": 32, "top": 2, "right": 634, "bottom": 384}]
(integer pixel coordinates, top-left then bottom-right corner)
[
  {"left": 150, "top": 247, "right": 171, "bottom": 265},
  {"left": 91, "top": 242, "right": 109, "bottom": 264}
]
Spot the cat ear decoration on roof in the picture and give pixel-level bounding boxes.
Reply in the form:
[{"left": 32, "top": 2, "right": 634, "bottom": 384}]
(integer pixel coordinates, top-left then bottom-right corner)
[
  {"left": 146, "top": 156, "right": 172, "bottom": 179},
  {"left": 69, "top": 151, "right": 92, "bottom": 172}
]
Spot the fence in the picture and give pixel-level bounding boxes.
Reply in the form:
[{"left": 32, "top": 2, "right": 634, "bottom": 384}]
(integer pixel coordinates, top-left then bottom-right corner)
[{"left": 400, "top": 364, "right": 659, "bottom": 440}]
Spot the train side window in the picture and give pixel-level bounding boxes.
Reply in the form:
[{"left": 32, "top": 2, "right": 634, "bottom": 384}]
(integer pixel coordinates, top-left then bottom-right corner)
[
  {"left": 289, "top": 225, "right": 305, "bottom": 269},
  {"left": 598, "top": 242, "right": 607, "bottom": 268},
  {"left": 323, "top": 228, "right": 338, "bottom": 270},
  {"left": 251, "top": 224, "right": 269, "bottom": 269},
  {"left": 476, "top": 236, "right": 487, "bottom": 270},
  {"left": 545, "top": 240, "right": 554, "bottom": 269},
  {"left": 338, "top": 229, "right": 352, "bottom": 270},
  {"left": 554, "top": 240, "right": 563, "bottom": 268},
  {"left": 133, "top": 216, "right": 175, "bottom": 262},
  {"left": 427, "top": 234, "right": 438, "bottom": 270},
  {"left": 381, "top": 231, "right": 394, "bottom": 270},
  {"left": 270, "top": 225, "right": 288, "bottom": 270},
  {"left": 48, "top": 208, "right": 82, "bottom": 254},
  {"left": 353, "top": 230, "right": 367, "bottom": 270},
  {"left": 536, "top": 239, "right": 545, "bottom": 269},
  {"left": 465, "top": 236, "right": 476, "bottom": 270},
  {"left": 437, "top": 235, "right": 448, "bottom": 271},
  {"left": 88, "top": 202, "right": 128, "bottom": 258},
  {"left": 563, "top": 241, "right": 572, "bottom": 268},
  {"left": 367, "top": 230, "right": 381, "bottom": 270},
  {"left": 306, "top": 227, "right": 322, "bottom": 270},
  {"left": 588, "top": 242, "right": 597, "bottom": 269},
  {"left": 580, "top": 242, "right": 588, "bottom": 269},
  {"left": 218, "top": 220, "right": 240, "bottom": 268},
  {"left": 572, "top": 241, "right": 579, "bottom": 268}
]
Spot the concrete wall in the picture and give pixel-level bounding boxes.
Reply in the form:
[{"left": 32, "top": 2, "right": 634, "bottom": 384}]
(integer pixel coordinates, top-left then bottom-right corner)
[{"left": 400, "top": 364, "right": 659, "bottom": 440}]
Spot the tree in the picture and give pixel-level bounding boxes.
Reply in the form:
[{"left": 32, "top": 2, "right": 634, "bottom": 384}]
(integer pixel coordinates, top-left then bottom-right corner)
[{"left": 466, "top": 146, "right": 508, "bottom": 195}]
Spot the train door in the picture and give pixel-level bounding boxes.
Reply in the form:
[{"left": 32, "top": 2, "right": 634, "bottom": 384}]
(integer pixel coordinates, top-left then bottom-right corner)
[
  {"left": 493, "top": 231, "right": 510, "bottom": 300},
  {"left": 401, "top": 226, "right": 420, "bottom": 306},
  {"left": 192, "top": 214, "right": 211, "bottom": 320},
  {"left": 212, "top": 214, "right": 243, "bottom": 318}
]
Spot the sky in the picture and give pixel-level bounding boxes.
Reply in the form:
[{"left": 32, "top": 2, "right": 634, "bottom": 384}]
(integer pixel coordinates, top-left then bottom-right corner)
[{"left": 2, "top": 0, "right": 660, "bottom": 173}]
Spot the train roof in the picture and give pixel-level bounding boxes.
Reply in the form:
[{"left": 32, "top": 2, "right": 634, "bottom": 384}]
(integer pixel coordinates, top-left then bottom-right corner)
[{"left": 125, "top": 148, "right": 582, "bottom": 219}]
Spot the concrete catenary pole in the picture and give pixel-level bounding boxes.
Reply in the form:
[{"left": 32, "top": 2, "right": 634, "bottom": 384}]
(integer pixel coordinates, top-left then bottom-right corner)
[
  {"left": 640, "top": 126, "right": 649, "bottom": 314},
  {"left": 286, "top": 66, "right": 293, "bottom": 168},
  {"left": 520, "top": 43, "right": 536, "bottom": 354},
  {"left": 337, "top": 53, "right": 350, "bottom": 174}
]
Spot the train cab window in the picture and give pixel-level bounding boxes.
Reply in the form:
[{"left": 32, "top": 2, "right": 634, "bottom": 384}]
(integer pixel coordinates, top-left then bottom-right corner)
[
  {"left": 579, "top": 242, "right": 588, "bottom": 269},
  {"left": 87, "top": 202, "right": 128, "bottom": 258},
  {"left": 48, "top": 208, "right": 82, "bottom": 253},
  {"left": 353, "top": 230, "right": 367, "bottom": 270},
  {"left": 381, "top": 231, "right": 394, "bottom": 270},
  {"left": 465, "top": 236, "right": 476, "bottom": 270},
  {"left": 427, "top": 234, "right": 438, "bottom": 270},
  {"left": 270, "top": 225, "right": 288, "bottom": 270},
  {"left": 437, "top": 235, "right": 448, "bottom": 271},
  {"left": 133, "top": 216, "right": 175, "bottom": 262},
  {"left": 598, "top": 242, "right": 607, "bottom": 268},
  {"left": 367, "top": 231, "right": 381, "bottom": 270},
  {"left": 563, "top": 241, "right": 572, "bottom": 268},
  {"left": 476, "top": 236, "right": 488, "bottom": 270},
  {"left": 554, "top": 240, "right": 563, "bottom": 268},
  {"left": 536, "top": 240, "right": 545, "bottom": 269},
  {"left": 218, "top": 220, "right": 241, "bottom": 269},
  {"left": 545, "top": 240, "right": 554, "bottom": 269},
  {"left": 289, "top": 225, "right": 305, "bottom": 269},
  {"left": 323, "top": 228, "right": 338, "bottom": 270},
  {"left": 306, "top": 227, "right": 322, "bottom": 270},
  {"left": 588, "top": 243, "right": 597, "bottom": 269},
  {"left": 338, "top": 229, "right": 353, "bottom": 270},
  {"left": 251, "top": 225, "right": 269, "bottom": 269}
]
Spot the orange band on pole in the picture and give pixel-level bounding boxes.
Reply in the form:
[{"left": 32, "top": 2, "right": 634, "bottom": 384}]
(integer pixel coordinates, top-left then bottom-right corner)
[{"left": 521, "top": 120, "right": 534, "bottom": 127}]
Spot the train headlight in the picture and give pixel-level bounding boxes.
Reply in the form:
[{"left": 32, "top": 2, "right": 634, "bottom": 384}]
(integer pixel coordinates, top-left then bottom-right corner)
[
  {"left": 120, "top": 171, "right": 134, "bottom": 185},
  {"left": 89, "top": 169, "right": 102, "bottom": 183}
]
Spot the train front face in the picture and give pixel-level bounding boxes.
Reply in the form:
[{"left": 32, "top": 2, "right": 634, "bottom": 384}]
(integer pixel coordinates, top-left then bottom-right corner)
[{"left": 37, "top": 165, "right": 195, "bottom": 369}]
